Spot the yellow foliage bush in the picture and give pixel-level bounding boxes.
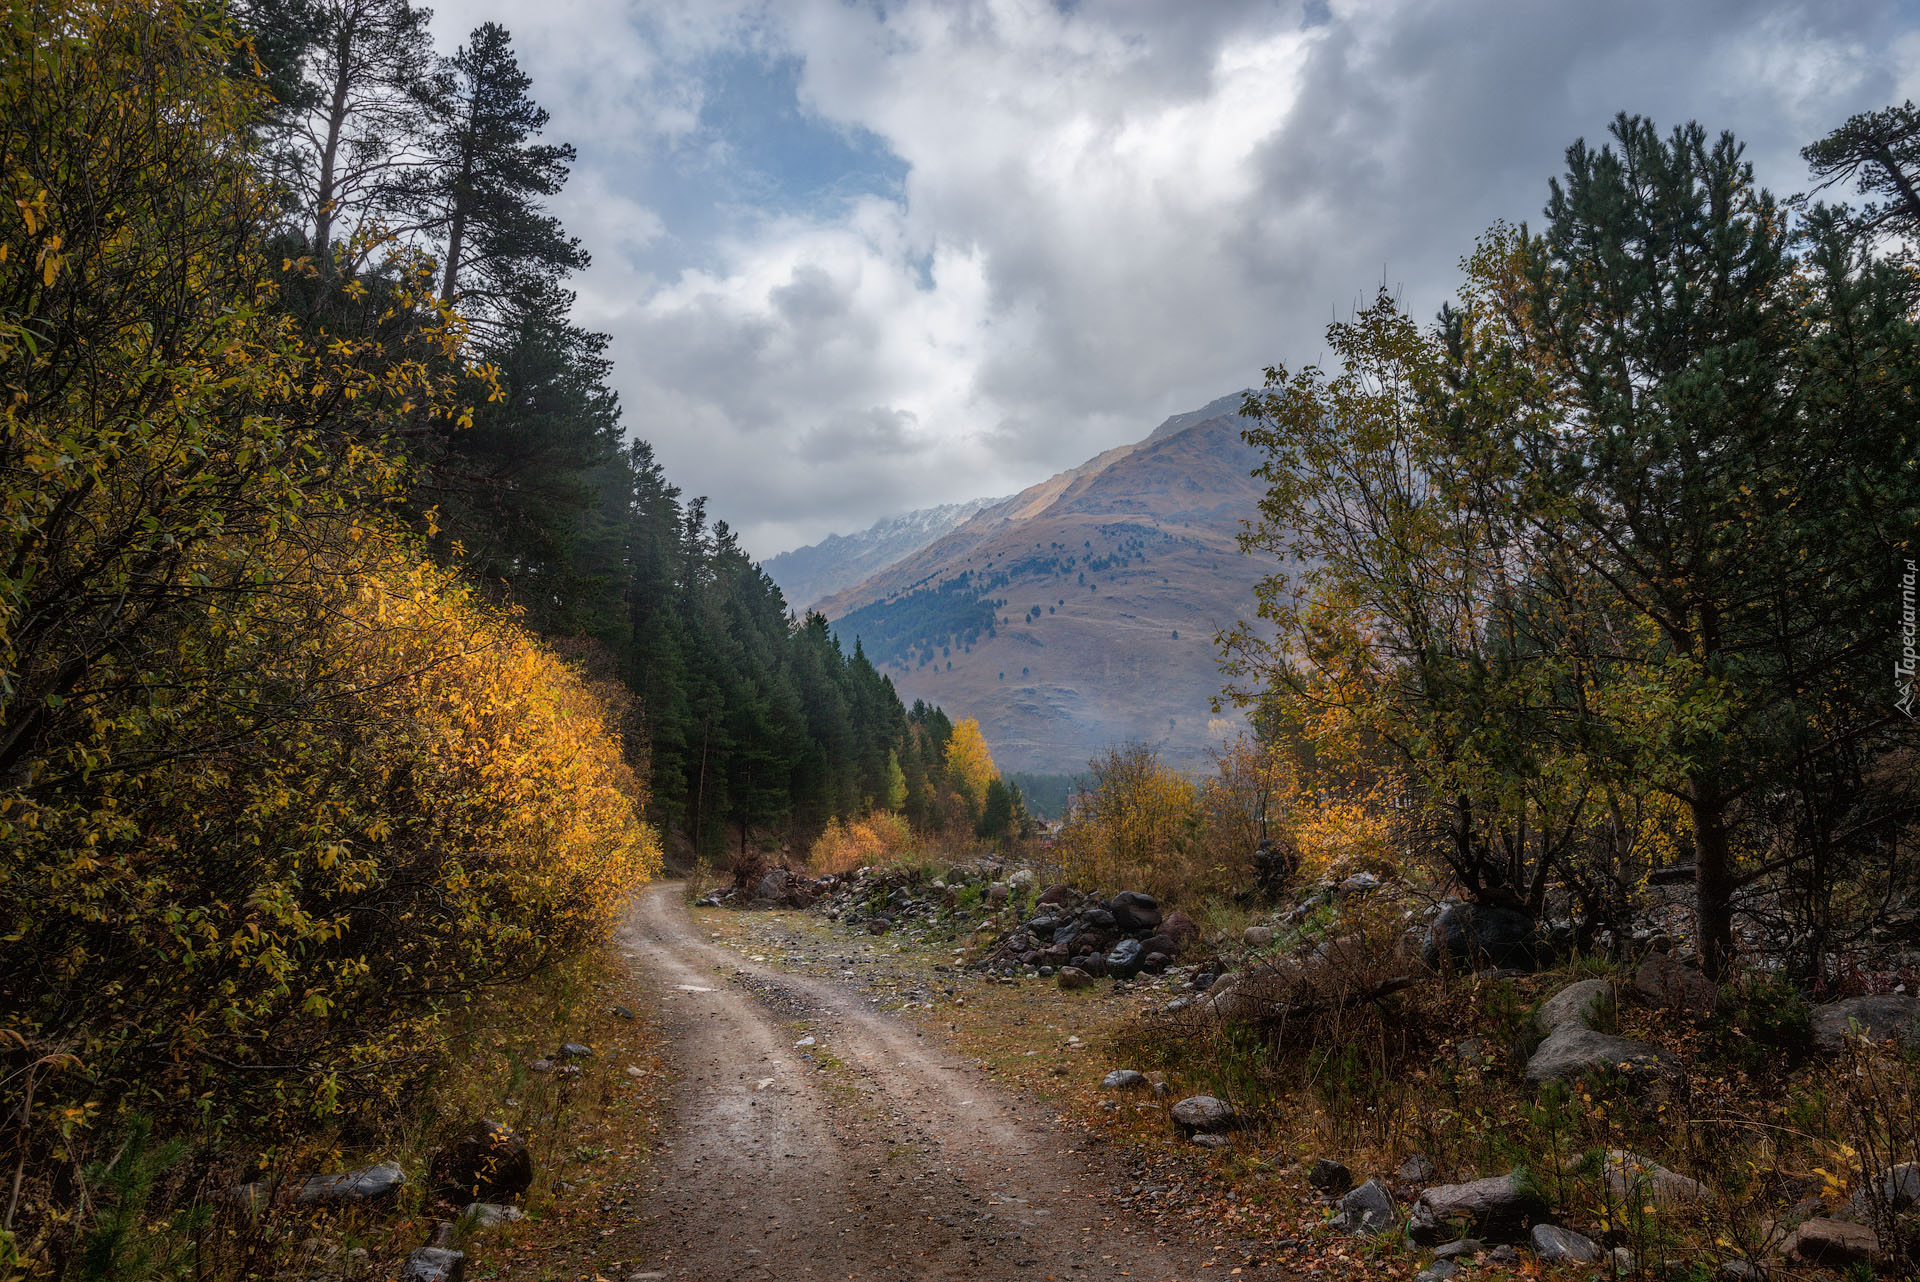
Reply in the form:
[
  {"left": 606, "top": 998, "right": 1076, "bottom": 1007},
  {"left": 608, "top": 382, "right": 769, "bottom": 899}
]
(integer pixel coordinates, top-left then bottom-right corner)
[
  {"left": 1055, "top": 744, "right": 1203, "bottom": 903},
  {"left": 809, "top": 810, "right": 915, "bottom": 875}
]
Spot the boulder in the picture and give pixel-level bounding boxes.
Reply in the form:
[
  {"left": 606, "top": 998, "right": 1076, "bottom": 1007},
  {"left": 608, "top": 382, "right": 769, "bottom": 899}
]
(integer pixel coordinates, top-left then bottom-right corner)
[
  {"left": 1143, "top": 951, "right": 1170, "bottom": 974},
  {"left": 1431, "top": 1239, "right": 1482, "bottom": 1260},
  {"left": 1602, "top": 1150, "right": 1708, "bottom": 1208},
  {"left": 1161, "top": 910, "right": 1200, "bottom": 945},
  {"left": 1308, "top": 1158, "right": 1355, "bottom": 1195},
  {"left": 1056, "top": 966, "right": 1093, "bottom": 990},
  {"left": 296, "top": 1161, "right": 405, "bottom": 1206},
  {"left": 1330, "top": 1179, "right": 1398, "bottom": 1235},
  {"left": 402, "top": 1247, "right": 466, "bottom": 1282},
  {"left": 1407, "top": 1171, "right": 1549, "bottom": 1244},
  {"left": 1784, "top": 1217, "right": 1880, "bottom": 1268},
  {"left": 1101, "top": 1069, "right": 1148, "bottom": 1090},
  {"left": 463, "top": 1202, "right": 525, "bottom": 1231},
  {"left": 1242, "top": 926, "right": 1275, "bottom": 948},
  {"left": 987, "top": 882, "right": 1011, "bottom": 906},
  {"left": 1398, "top": 1154, "right": 1438, "bottom": 1183},
  {"left": 1422, "top": 904, "right": 1539, "bottom": 972},
  {"left": 1109, "top": 891, "right": 1162, "bottom": 932},
  {"left": 1038, "top": 884, "right": 1075, "bottom": 906},
  {"left": 1170, "top": 1095, "right": 1236, "bottom": 1133},
  {"left": 1524, "top": 1027, "right": 1678, "bottom": 1087},
  {"left": 1530, "top": 1224, "right": 1602, "bottom": 1263},
  {"left": 1139, "top": 932, "right": 1177, "bottom": 958},
  {"left": 1339, "top": 871, "right": 1381, "bottom": 896},
  {"left": 1009, "top": 869, "right": 1037, "bottom": 892},
  {"left": 1536, "top": 980, "right": 1614, "bottom": 1036},
  {"left": 1845, "top": 1162, "right": 1920, "bottom": 1221},
  {"left": 431, "top": 1121, "right": 534, "bottom": 1202},
  {"left": 1634, "top": 955, "right": 1722, "bottom": 1017},
  {"left": 1810, "top": 994, "right": 1920, "bottom": 1049},
  {"left": 1106, "top": 938, "right": 1147, "bottom": 979}
]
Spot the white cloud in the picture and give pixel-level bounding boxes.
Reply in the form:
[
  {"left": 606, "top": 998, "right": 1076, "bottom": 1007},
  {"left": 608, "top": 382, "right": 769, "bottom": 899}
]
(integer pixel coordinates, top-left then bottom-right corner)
[{"left": 432, "top": 0, "right": 1919, "bottom": 557}]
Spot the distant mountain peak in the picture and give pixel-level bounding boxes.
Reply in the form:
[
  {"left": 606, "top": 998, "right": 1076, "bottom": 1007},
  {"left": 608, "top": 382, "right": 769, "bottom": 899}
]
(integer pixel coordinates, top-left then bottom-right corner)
[{"left": 764, "top": 496, "right": 1009, "bottom": 614}]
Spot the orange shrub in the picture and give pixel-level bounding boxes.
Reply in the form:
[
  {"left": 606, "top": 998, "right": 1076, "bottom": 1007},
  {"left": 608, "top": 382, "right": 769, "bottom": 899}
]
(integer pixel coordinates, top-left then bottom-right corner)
[{"left": 809, "top": 810, "right": 916, "bottom": 875}]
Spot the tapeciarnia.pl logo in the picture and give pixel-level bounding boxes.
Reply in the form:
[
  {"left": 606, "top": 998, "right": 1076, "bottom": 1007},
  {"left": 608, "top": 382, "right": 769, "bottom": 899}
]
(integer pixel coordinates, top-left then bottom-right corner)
[{"left": 1901, "top": 558, "right": 1918, "bottom": 720}]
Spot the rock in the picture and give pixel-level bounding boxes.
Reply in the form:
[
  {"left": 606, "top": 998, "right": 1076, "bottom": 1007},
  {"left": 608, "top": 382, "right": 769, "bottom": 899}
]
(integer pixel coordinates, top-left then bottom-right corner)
[
  {"left": 1487, "top": 1244, "right": 1519, "bottom": 1264},
  {"left": 1330, "top": 1178, "right": 1398, "bottom": 1235},
  {"left": 1242, "top": 925, "right": 1275, "bottom": 948},
  {"left": 1608, "top": 1247, "right": 1636, "bottom": 1274},
  {"left": 1339, "top": 871, "right": 1381, "bottom": 896},
  {"left": 528, "top": 1058, "right": 554, "bottom": 1074},
  {"left": 1536, "top": 979, "right": 1615, "bottom": 1035},
  {"left": 296, "top": 1161, "right": 405, "bottom": 1205},
  {"left": 1109, "top": 891, "right": 1162, "bottom": 932},
  {"left": 1082, "top": 907, "right": 1117, "bottom": 930},
  {"left": 1398, "top": 1154, "right": 1438, "bottom": 1183},
  {"left": 1525, "top": 1026, "right": 1678, "bottom": 1086},
  {"left": 1038, "top": 884, "right": 1075, "bottom": 906},
  {"left": 401, "top": 1246, "right": 467, "bottom": 1282},
  {"left": 795, "top": 1035, "right": 815, "bottom": 1048},
  {"left": 1106, "top": 938, "right": 1147, "bottom": 979},
  {"left": 1810, "top": 994, "right": 1920, "bottom": 1049},
  {"left": 1057, "top": 966, "right": 1093, "bottom": 990},
  {"left": 557, "top": 1042, "right": 593, "bottom": 1059},
  {"left": 1009, "top": 869, "right": 1036, "bottom": 892},
  {"left": 987, "top": 882, "right": 1011, "bottom": 905},
  {"left": 1716, "top": 1260, "right": 1759, "bottom": 1281},
  {"left": 1253, "top": 838, "right": 1298, "bottom": 897},
  {"left": 1170, "top": 1096, "right": 1236, "bottom": 1133},
  {"left": 1602, "top": 1150, "right": 1708, "bottom": 1207},
  {"left": 1431, "top": 1239, "right": 1482, "bottom": 1260},
  {"left": 464, "top": 1202, "right": 525, "bottom": 1231},
  {"left": 1530, "top": 1224, "right": 1603, "bottom": 1263},
  {"left": 1846, "top": 1161, "right": 1920, "bottom": 1220},
  {"left": 1143, "top": 951, "right": 1170, "bottom": 974},
  {"left": 865, "top": 917, "right": 892, "bottom": 935},
  {"left": 1407, "top": 1171, "right": 1549, "bottom": 1244},
  {"left": 1308, "top": 1158, "right": 1354, "bottom": 1195},
  {"left": 1139, "top": 932, "right": 1177, "bottom": 958},
  {"left": 1413, "top": 1263, "right": 1458, "bottom": 1282},
  {"left": 1192, "top": 1133, "right": 1231, "bottom": 1149},
  {"left": 753, "top": 870, "right": 790, "bottom": 900},
  {"left": 1161, "top": 910, "right": 1199, "bottom": 944},
  {"left": 1422, "top": 903, "right": 1539, "bottom": 972},
  {"left": 1783, "top": 1217, "right": 1880, "bottom": 1267},
  {"left": 1634, "top": 954, "right": 1722, "bottom": 1017},
  {"left": 430, "top": 1121, "right": 534, "bottom": 1202},
  {"left": 1101, "top": 1069, "right": 1148, "bottom": 1090},
  {"left": 610, "top": 1005, "right": 635, "bottom": 1019}
]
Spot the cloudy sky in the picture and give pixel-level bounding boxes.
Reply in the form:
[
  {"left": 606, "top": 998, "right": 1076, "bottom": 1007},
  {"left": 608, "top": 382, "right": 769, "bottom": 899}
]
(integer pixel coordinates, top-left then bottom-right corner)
[{"left": 427, "top": 0, "right": 1919, "bottom": 559}]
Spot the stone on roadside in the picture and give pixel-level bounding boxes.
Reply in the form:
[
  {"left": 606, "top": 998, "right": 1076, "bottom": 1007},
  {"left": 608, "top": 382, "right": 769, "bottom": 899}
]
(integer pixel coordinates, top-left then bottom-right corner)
[
  {"left": 1170, "top": 1095, "right": 1236, "bottom": 1133},
  {"left": 1536, "top": 979, "right": 1614, "bottom": 1035},
  {"left": 1530, "top": 1224, "right": 1603, "bottom": 1263},
  {"left": 1602, "top": 1150, "right": 1708, "bottom": 1207},
  {"left": 463, "top": 1202, "right": 524, "bottom": 1231},
  {"left": 1242, "top": 925, "right": 1275, "bottom": 948},
  {"left": 1525, "top": 1026, "right": 1678, "bottom": 1087},
  {"left": 1101, "top": 1069, "right": 1148, "bottom": 1090},
  {"left": 1056, "top": 966, "right": 1093, "bottom": 990},
  {"left": 1408, "top": 1171, "right": 1549, "bottom": 1244},
  {"left": 1330, "top": 1178, "right": 1398, "bottom": 1235},
  {"left": 1308, "top": 1158, "right": 1354, "bottom": 1195},
  {"left": 296, "top": 1161, "right": 405, "bottom": 1206},
  {"left": 401, "top": 1246, "right": 466, "bottom": 1282},
  {"left": 1398, "top": 1154, "right": 1438, "bottom": 1183}
]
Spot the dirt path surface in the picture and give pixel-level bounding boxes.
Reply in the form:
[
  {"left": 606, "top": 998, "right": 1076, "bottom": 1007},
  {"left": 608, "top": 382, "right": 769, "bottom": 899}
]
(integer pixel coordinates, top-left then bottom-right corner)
[{"left": 618, "top": 882, "right": 1220, "bottom": 1282}]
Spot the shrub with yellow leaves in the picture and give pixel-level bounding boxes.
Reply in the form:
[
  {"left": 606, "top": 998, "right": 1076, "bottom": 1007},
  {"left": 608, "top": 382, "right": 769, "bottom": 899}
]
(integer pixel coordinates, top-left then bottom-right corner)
[{"left": 809, "top": 810, "right": 916, "bottom": 876}]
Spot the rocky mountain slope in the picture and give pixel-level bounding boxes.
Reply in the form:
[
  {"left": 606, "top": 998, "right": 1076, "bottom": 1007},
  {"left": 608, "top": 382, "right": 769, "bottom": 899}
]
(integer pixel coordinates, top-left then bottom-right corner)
[
  {"left": 816, "top": 393, "right": 1274, "bottom": 773},
  {"left": 765, "top": 496, "right": 1008, "bottom": 614}
]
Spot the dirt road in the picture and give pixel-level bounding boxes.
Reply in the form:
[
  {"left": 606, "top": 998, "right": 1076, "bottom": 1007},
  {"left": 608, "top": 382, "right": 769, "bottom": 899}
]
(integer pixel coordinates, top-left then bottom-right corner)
[{"left": 618, "top": 881, "right": 1219, "bottom": 1282}]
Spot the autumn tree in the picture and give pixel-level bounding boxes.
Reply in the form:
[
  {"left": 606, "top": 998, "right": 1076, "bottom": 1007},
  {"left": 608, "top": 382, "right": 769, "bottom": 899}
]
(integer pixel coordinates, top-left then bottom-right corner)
[{"left": 945, "top": 717, "right": 998, "bottom": 817}]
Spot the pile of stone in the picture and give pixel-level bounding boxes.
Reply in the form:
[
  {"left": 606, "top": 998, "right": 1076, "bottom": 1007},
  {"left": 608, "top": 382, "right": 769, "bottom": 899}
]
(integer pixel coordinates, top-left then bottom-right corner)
[{"left": 980, "top": 885, "right": 1199, "bottom": 981}]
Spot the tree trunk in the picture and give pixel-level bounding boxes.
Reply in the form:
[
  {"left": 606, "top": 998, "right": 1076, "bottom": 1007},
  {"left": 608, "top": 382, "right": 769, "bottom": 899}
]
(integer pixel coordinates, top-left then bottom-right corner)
[
  {"left": 313, "top": 23, "right": 355, "bottom": 264},
  {"left": 1690, "top": 781, "right": 1735, "bottom": 980}
]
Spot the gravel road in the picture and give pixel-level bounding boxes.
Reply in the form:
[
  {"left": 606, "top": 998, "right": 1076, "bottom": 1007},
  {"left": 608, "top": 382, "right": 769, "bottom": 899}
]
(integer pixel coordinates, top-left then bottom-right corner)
[{"left": 620, "top": 881, "right": 1218, "bottom": 1282}]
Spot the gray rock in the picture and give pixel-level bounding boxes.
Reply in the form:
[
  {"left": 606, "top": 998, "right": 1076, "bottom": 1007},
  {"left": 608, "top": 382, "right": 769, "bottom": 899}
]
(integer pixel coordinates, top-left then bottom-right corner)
[
  {"left": 1530, "top": 1224, "right": 1603, "bottom": 1263},
  {"left": 528, "top": 1058, "right": 554, "bottom": 1074},
  {"left": 1536, "top": 979, "right": 1615, "bottom": 1035},
  {"left": 1422, "top": 903, "right": 1539, "bottom": 972},
  {"left": 1009, "top": 869, "right": 1036, "bottom": 892},
  {"left": 1784, "top": 1217, "right": 1880, "bottom": 1267},
  {"left": 1487, "top": 1244, "right": 1519, "bottom": 1264},
  {"left": 1602, "top": 1150, "right": 1708, "bottom": 1207},
  {"left": 1608, "top": 1247, "right": 1636, "bottom": 1274},
  {"left": 1242, "top": 925, "right": 1276, "bottom": 948},
  {"left": 1408, "top": 1171, "right": 1549, "bottom": 1244},
  {"left": 401, "top": 1246, "right": 466, "bottom": 1282},
  {"left": 464, "top": 1202, "right": 525, "bottom": 1231},
  {"left": 986, "top": 882, "right": 1011, "bottom": 905},
  {"left": 296, "top": 1161, "right": 405, "bottom": 1205},
  {"left": 1339, "top": 871, "right": 1382, "bottom": 896},
  {"left": 1170, "top": 1095, "right": 1237, "bottom": 1132},
  {"left": 1431, "top": 1239, "right": 1482, "bottom": 1260},
  {"left": 1634, "top": 955, "right": 1722, "bottom": 1017},
  {"left": 1106, "top": 938, "right": 1147, "bottom": 979},
  {"left": 1108, "top": 891, "right": 1162, "bottom": 932},
  {"left": 1810, "top": 994, "right": 1920, "bottom": 1049},
  {"left": 557, "top": 1042, "right": 593, "bottom": 1059},
  {"left": 1330, "top": 1178, "right": 1398, "bottom": 1235},
  {"left": 1413, "top": 1263, "right": 1458, "bottom": 1282},
  {"left": 1056, "top": 966, "right": 1093, "bottom": 990},
  {"left": 1398, "top": 1154, "right": 1438, "bottom": 1183},
  {"left": 1525, "top": 1026, "right": 1678, "bottom": 1086},
  {"left": 1191, "top": 1133, "right": 1231, "bottom": 1149},
  {"left": 1308, "top": 1158, "right": 1354, "bottom": 1195},
  {"left": 1101, "top": 1069, "right": 1148, "bottom": 1090},
  {"left": 1846, "top": 1161, "right": 1920, "bottom": 1221}
]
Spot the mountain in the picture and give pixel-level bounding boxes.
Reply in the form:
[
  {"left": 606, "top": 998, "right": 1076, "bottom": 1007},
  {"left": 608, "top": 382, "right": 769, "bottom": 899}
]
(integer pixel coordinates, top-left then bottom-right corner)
[
  {"left": 816, "top": 393, "right": 1274, "bottom": 774},
  {"left": 765, "top": 496, "right": 1009, "bottom": 614}
]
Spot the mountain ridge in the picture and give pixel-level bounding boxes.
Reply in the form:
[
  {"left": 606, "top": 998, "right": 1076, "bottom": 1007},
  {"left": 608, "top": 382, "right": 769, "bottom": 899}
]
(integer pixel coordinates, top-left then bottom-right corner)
[{"left": 764, "top": 495, "right": 1008, "bottom": 614}]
